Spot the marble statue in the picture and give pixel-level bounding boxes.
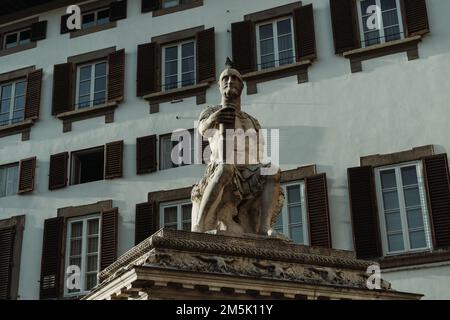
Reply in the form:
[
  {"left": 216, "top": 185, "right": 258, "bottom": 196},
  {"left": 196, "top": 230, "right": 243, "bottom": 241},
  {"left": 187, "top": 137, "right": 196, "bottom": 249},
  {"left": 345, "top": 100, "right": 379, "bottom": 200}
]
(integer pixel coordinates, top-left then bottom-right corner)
[{"left": 191, "top": 59, "right": 285, "bottom": 236}]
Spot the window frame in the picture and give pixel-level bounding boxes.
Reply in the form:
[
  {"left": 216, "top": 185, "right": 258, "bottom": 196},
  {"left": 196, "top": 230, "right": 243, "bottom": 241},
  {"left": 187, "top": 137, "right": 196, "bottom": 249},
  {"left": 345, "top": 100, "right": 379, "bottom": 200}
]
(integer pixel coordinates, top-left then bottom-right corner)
[
  {"left": 0, "top": 79, "right": 27, "bottom": 127},
  {"left": 0, "top": 162, "right": 19, "bottom": 198},
  {"left": 63, "top": 213, "right": 101, "bottom": 298},
  {"left": 2, "top": 28, "right": 32, "bottom": 50},
  {"left": 159, "top": 199, "right": 192, "bottom": 231},
  {"left": 374, "top": 160, "right": 433, "bottom": 256},
  {"left": 161, "top": 39, "right": 196, "bottom": 91},
  {"left": 81, "top": 7, "right": 111, "bottom": 30},
  {"left": 75, "top": 60, "right": 108, "bottom": 109},
  {"left": 255, "top": 16, "right": 296, "bottom": 71}
]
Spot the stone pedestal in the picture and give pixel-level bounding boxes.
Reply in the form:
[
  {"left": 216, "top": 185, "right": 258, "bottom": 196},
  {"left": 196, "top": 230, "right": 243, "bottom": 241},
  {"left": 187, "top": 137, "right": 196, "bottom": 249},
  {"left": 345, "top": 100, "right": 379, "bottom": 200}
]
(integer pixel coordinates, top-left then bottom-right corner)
[{"left": 84, "top": 229, "right": 421, "bottom": 300}]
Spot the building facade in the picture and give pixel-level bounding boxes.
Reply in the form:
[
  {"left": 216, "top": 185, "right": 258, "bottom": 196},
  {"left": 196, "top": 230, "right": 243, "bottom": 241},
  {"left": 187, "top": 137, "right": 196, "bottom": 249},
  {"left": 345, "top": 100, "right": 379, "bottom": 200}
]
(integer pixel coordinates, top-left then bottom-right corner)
[{"left": 0, "top": 0, "right": 449, "bottom": 300}]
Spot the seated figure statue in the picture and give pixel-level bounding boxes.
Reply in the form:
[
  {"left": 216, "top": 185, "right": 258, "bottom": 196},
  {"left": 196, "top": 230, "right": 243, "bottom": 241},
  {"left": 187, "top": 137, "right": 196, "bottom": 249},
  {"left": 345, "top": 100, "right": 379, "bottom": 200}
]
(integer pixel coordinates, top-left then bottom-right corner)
[{"left": 191, "top": 60, "right": 285, "bottom": 236}]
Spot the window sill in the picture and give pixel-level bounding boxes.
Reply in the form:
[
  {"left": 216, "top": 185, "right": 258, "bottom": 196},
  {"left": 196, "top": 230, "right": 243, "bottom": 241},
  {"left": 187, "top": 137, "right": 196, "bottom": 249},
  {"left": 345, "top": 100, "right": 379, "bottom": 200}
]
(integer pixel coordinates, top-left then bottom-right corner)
[
  {"left": 143, "top": 82, "right": 211, "bottom": 114},
  {"left": 0, "top": 118, "right": 35, "bottom": 141},
  {"left": 343, "top": 35, "right": 423, "bottom": 73},
  {"left": 0, "top": 42, "right": 37, "bottom": 57},
  {"left": 56, "top": 102, "right": 118, "bottom": 133},
  {"left": 242, "top": 60, "right": 312, "bottom": 95},
  {"left": 69, "top": 21, "right": 117, "bottom": 39},
  {"left": 152, "top": 0, "right": 204, "bottom": 17},
  {"left": 378, "top": 248, "right": 450, "bottom": 270}
]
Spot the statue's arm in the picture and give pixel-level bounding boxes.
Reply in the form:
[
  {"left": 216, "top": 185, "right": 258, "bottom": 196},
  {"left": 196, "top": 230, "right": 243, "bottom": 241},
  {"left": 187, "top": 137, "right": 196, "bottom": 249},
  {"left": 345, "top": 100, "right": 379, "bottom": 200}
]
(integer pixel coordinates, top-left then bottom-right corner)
[{"left": 198, "top": 106, "right": 220, "bottom": 136}]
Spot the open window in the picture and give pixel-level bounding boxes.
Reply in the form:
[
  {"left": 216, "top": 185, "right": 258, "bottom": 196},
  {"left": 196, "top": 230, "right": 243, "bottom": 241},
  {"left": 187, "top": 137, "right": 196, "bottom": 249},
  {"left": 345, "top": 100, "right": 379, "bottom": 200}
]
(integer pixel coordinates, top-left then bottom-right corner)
[{"left": 71, "top": 147, "right": 105, "bottom": 185}]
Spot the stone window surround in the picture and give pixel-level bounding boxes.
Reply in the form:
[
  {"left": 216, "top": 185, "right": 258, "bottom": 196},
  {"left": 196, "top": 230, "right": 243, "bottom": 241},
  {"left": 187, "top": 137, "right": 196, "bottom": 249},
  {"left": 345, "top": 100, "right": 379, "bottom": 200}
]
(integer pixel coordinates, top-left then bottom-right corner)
[
  {"left": 56, "top": 46, "right": 118, "bottom": 133},
  {"left": 0, "top": 17, "right": 39, "bottom": 57},
  {"left": 143, "top": 25, "right": 212, "bottom": 114},
  {"left": 150, "top": 0, "right": 204, "bottom": 18},
  {"left": 0, "top": 66, "right": 36, "bottom": 141},
  {"left": 0, "top": 215, "right": 25, "bottom": 300}
]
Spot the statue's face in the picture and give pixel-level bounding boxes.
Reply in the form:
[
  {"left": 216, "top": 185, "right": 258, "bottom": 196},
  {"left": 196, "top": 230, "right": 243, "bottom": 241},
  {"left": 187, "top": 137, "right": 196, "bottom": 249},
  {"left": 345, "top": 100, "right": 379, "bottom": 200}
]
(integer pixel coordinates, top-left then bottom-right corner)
[{"left": 219, "top": 68, "right": 244, "bottom": 99}]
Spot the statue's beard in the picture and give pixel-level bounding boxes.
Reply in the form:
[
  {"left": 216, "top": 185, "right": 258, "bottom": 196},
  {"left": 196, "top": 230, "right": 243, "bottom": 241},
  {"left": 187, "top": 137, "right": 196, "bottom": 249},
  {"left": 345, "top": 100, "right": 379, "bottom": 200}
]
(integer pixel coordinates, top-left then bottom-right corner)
[{"left": 223, "top": 87, "right": 241, "bottom": 100}]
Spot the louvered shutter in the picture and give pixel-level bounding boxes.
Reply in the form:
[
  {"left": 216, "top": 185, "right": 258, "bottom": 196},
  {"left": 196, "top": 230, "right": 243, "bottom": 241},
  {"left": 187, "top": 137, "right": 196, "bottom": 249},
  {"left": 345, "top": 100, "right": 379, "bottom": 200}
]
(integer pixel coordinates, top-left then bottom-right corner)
[
  {"left": 231, "top": 20, "right": 255, "bottom": 74},
  {"left": 135, "top": 202, "right": 157, "bottom": 245},
  {"left": 305, "top": 173, "right": 332, "bottom": 248},
  {"left": 49, "top": 152, "right": 69, "bottom": 190},
  {"left": 24, "top": 69, "right": 43, "bottom": 120},
  {"left": 18, "top": 157, "right": 36, "bottom": 194},
  {"left": 348, "top": 166, "right": 382, "bottom": 259},
  {"left": 110, "top": 0, "right": 128, "bottom": 21},
  {"left": 402, "top": 0, "right": 430, "bottom": 36},
  {"left": 100, "top": 208, "right": 118, "bottom": 270},
  {"left": 136, "top": 135, "right": 157, "bottom": 175},
  {"left": 52, "top": 63, "right": 73, "bottom": 115},
  {"left": 142, "top": 0, "right": 160, "bottom": 13},
  {"left": 40, "top": 217, "right": 64, "bottom": 300},
  {"left": 107, "top": 49, "right": 125, "bottom": 103},
  {"left": 329, "top": 0, "right": 360, "bottom": 54},
  {"left": 293, "top": 4, "right": 317, "bottom": 61},
  {"left": 0, "top": 227, "right": 15, "bottom": 300},
  {"left": 196, "top": 28, "right": 216, "bottom": 83},
  {"left": 105, "top": 141, "right": 124, "bottom": 179},
  {"left": 137, "top": 42, "right": 158, "bottom": 96},
  {"left": 423, "top": 154, "right": 450, "bottom": 249},
  {"left": 30, "top": 21, "right": 47, "bottom": 41}
]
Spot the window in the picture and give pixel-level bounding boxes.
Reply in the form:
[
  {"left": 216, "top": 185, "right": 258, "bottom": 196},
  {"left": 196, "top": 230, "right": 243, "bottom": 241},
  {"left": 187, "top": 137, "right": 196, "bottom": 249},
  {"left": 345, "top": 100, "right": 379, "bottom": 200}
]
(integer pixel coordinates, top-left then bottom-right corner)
[
  {"left": 160, "top": 200, "right": 192, "bottom": 231},
  {"left": 0, "top": 79, "right": 26, "bottom": 126},
  {"left": 76, "top": 61, "right": 108, "bottom": 109},
  {"left": 162, "top": 40, "right": 196, "bottom": 91},
  {"left": 357, "top": 0, "right": 404, "bottom": 47},
  {"left": 3, "top": 28, "right": 31, "bottom": 49},
  {"left": 160, "top": 130, "right": 195, "bottom": 170},
  {"left": 256, "top": 17, "right": 295, "bottom": 70},
  {"left": 375, "top": 161, "right": 432, "bottom": 255},
  {"left": 273, "top": 182, "right": 309, "bottom": 244},
  {"left": 71, "top": 147, "right": 105, "bottom": 185},
  {"left": 162, "top": 0, "right": 191, "bottom": 9},
  {"left": 64, "top": 215, "right": 101, "bottom": 296},
  {"left": 82, "top": 8, "right": 110, "bottom": 30},
  {"left": 0, "top": 163, "right": 19, "bottom": 197}
]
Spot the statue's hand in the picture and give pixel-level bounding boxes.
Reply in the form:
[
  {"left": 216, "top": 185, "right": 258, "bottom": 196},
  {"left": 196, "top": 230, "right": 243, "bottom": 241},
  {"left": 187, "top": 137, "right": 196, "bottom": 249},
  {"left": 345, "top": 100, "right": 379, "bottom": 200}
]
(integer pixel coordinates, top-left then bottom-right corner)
[{"left": 211, "top": 107, "right": 235, "bottom": 126}]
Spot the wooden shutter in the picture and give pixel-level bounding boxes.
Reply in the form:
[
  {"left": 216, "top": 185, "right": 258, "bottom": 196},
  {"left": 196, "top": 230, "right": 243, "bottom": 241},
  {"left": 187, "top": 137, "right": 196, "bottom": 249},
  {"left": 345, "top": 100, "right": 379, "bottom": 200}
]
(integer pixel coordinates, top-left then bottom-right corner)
[
  {"left": 30, "top": 21, "right": 47, "bottom": 41},
  {"left": 142, "top": 0, "right": 160, "bottom": 13},
  {"left": 231, "top": 20, "right": 255, "bottom": 74},
  {"left": 49, "top": 152, "right": 69, "bottom": 190},
  {"left": 348, "top": 166, "right": 382, "bottom": 259},
  {"left": 135, "top": 202, "right": 157, "bottom": 245},
  {"left": 305, "top": 173, "right": 331, "bottom": 248},
  {"left": 60, "top": 14, "right": 70, "bottom": 34},
  {"left": 105, "top": 141, "right": 124, "bottom": 179},
  {"left": 329, "top": 0, "right": 360, "bottom": 54},
  {"left": 24, "top": 69, "right": 43, "bottom": 120},
  {"left": 100, "top": 208, "right": 118, "bottom": 270},
  {"left": 40, "top": 217, "right": 64, "bottom": 300},
  {"left": 137, "top": 42, "right": 158, "bottom": 96},
  {"left": 18, "top": 157, "right": 36, "bottom": 194},
  {"left": 423, "top": 154, "right": 450, "bottom": 249},
  {"left": 0, "top": 227, "right": 15, "bottom": 300},
  {"left": 136, "top": 135, "right": 157, "bottom": 175},
  {"left": 196, "top": 28, "right": 216, "bottom": 83},
  {"left": 403, "top": 0, "right": 430, "bottom": 36},
  {"left": 52, "top": 62, "right": 73, "bottom": 115},
  {"left": 293, "top": 4, "right": 317, "bottom": 61},
  {"left": 110, "top": 0, "right": 128, "bottom": 21},
  {"left": 108, "top": 49, "right": 125, "bottom": 103}
]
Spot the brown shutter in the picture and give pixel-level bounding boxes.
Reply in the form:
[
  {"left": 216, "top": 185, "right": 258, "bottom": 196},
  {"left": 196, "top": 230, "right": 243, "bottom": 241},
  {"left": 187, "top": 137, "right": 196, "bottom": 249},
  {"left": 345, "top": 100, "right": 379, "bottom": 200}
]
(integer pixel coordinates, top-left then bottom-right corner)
[
  {"left": 24, "top": 69, "right": 43, "bottom": 120},
  {"left": 293, "top": 4, "right": 317, "bottom": 61},
  {"left": 329, "top": 0, "right": 360, "bottom": 54},
  {"left": 52, "top": 62, "right": 73, "bottom": 115},
  {"left": 402, "top": 0, "right": 430, "bottom": 36},
  {"left": 142, "top": 0, "right": 160, "bottom": 13},
  {"left": 305, "top": 173, "right": 332, "bottom": 248},
  {"left": 60, "top": 14, "right": 71, "bottom": 34},
  {"left": 135, "top": 202, "right": 157, "bottom": 245},
  {"left": 49, "top": 152, "right": 69, "bottom": 190},
  {"left": 348, "top": 166, "right": 382, "bottom": 259},
  {"left": 107, "top": 49, "right": 125, "bottom": 103},
  {"left": 423, "top": 154, "right": 450, "bottom": 249},
  {"left": 136, "top": 135, "right": 157, "bottom": 175},
  {"left": 196, "top": 28, "right": 216, "bottom": 83},
  {"left": 40, "top": 217, "right": 64, "bottom": 300},
  {"left": 0, "top": 227, "right": 15, "bottom": 300},
  {"left": 18, "top": 157, "right": 36, "bottom": 194},
  {"left": 232, "top": 20, "right": 255, "bottom": 74},
  {"left": 105, "top": 141, "right": 124, "bottom": 179},
  {"left": 100, "top": 208, "right": 118, "bottom": 270},
  {"left": 30, "top": 21, "right": 47, "bottom": 41},
  {"left": 110, "top": 0, "right": 128, "bottom": 21},
  {"left": 137, "top": 42, "right": 158, "bottom": 96}
]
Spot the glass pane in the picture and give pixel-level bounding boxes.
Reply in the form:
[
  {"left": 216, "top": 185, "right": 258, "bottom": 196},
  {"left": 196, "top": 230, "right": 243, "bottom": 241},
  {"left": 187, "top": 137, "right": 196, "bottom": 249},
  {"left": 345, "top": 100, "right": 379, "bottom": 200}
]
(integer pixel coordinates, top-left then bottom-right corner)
[
  {"left": 290, "top": 225, "right": 303, "bottom": 244},
  {"left": 0, "top": 169, "right": 5, "bottom": 197},
  {"left": 79, "top": 81, "right": 91, "bottom": 96},
  {"left": 94, "top": 92, "right": 106, "bottom": 105},
  {"left": 70, "top": 239, "right": 82, "bottom": 256},
  {"left": 182, "top": 42, "right": 194, "bottom": 58},
  {"left": 385, "top": 211, "right": 402, "bottom": 232},
  {"left": 71, "top": 222, "right": 83, "bottom": 238},
  {"left": 97, "top": 9, "right": 110, "bottom": 25},
  {"left": 5, "top": 33, "right": 18, "bottom": 48},
  {"left": 384, "top": 26, "right": 401, "bottom": 42},
  {"left": 1, "top": 99, "right": 10, "bottom": 113},
  {"left": 382, "top": 190, "right": 399, "bottom": 210},
  {"left": 86, "top": 255, "right": 98, "bottom": 272},
  {"left": 164, "top": 206, "right": 177, "bottom": 224},
  {"left": 288, "top": 205, "right": 302, "bottom": 224},
  {"left": 164, "top": 0, "right": 179, "bottom": 8},
  {"left": 82, "top": 13, "right": 95, "bottom": 29},
  {"left": 95, "top": 62, "right": 107, "bottom": 77},
  {"left": 14, "top": 96, "right": 25, "bottom": 109},
  {"left": 259, "top": 24, "right": 273, "bottom": 40},
  {"left": 69, "top": 257, "right": 81, "bottom": 268},
  {"left": 165, "top": 224, "right": 177, "bottom": 230},
  {"left": 88, "top": 219, "right": 99, "bottom": 235},
  {"left": 277, "top": 19, "right": 292, "bottom": 36},
  {"left": 279, "top": 50, "right": 294, "bottom": 66},
  {"left": 401, "top": 166, "right": 418, "bottom": 186},
  {"left": 388, "top": 233, "right": 404, "bottom": 252},
  {"left": 274, "top": 213, "right": 283, "bottom": 228},
  {"left": 1, "top": 84, "right": 12, "bottom": 99},
  {"left": 261, "top": 55, "right": 275, "bottom": 69},
  {"left": 80, "top": 66, "right": 92, "bottom": 81},
  {"left": 182, "top": 57, "right": 194, "bottom": 73},
  {"left": 404, "top": 187, "right": 421, "bottom": 207},
  {"left": 360, "top": 0, "right": 376, "bottom": 15},
  {"left": 86, "top": 274, "right": 97, "bottom": 290},
  {"left": 287, "top": 185, "right": 301, "bottom": 204},
  {"left": 182, "top": 222, "right": 191, "bottom": 231},
  {"left": 182, "top": 72, "right": 195, "bottom": 87},
  {"left": 78, "top": 95, "right": 91, "bottom": 108},
  {"left": 6, "top": 166, "right": 18, "bottom": 196},
  {"left": 380, "top": 169, "right": 396, "bottom": 189},
  {"left": 278, "top": 34, "right": 292, "bottom": 52},
  {"left": 382, "top": 10, "right": 399, "bottom": 27},
  {"left": 19, "top": 30, "right": 31, "bottom": 44},
  {"left": 165, "top": 46, "right": 178, "bottom": 61},
  {"left": 407, "top": 208, "right": 424, "bottom": 229},
  {"left": 364, "top": 30, "right": 381, "bottom": 46},
  {"left": 94, "top": 77, "right": 106, "bottom": 92},
  {"left": 182, "top": 204, "right": 192, "bottom": 221},
  {"left": 165, "top": 76, "right": 178, "bottom": 90},
  {"left": 409, "top": 230, "right": 427, "bottom": 249},
  {"left": 0, "top": 113, "right": 9, "bottom": 126},
  {"left": 260, "top": 39, "right": 274, "bottom": 55},
  {"left": 381, "top": 0, "right": 397, "bottom": 11},
  {"left": 88, "top": 237, "right": 99, "bottom": 253},
  {"left": 12, "top": 110, "right": 24, "bottom": 124},
  {"left": 165, "top": 60, "right": 178, "bottom": 76}
]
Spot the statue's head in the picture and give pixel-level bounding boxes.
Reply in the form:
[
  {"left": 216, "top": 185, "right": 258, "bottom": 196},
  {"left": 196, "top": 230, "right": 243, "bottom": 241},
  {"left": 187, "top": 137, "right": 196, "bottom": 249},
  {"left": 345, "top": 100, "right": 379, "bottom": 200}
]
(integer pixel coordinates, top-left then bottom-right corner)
[{"left": 219, "top": 60, "right": 244, "bottom": 101}]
